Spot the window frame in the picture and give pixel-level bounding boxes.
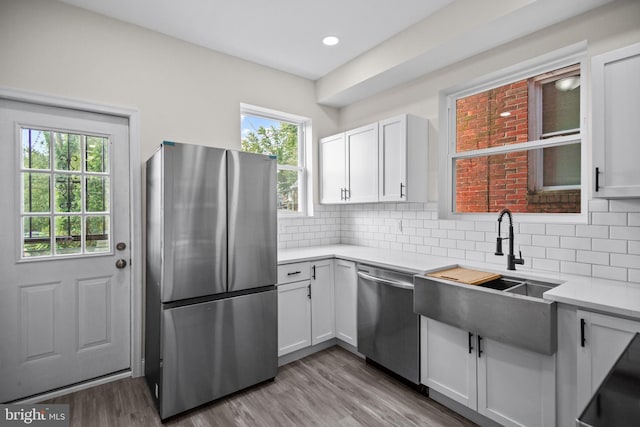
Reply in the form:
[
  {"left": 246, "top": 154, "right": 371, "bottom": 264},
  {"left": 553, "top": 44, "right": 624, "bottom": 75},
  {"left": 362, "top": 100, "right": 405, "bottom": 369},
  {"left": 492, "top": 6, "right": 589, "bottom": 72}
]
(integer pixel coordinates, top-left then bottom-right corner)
[
  {"left": 438, "top": 43, "right": 588, "bottom": 223},
  {"left": 240, "top": 103, "right": 312, "bottom": 217}
]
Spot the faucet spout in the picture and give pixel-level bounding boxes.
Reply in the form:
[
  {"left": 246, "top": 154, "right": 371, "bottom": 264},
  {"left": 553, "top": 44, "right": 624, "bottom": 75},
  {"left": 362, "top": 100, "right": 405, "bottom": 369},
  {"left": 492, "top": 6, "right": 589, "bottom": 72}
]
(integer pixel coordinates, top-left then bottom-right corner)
[{"left": 495, "top": 208, "right": 524, "bottom": 270}]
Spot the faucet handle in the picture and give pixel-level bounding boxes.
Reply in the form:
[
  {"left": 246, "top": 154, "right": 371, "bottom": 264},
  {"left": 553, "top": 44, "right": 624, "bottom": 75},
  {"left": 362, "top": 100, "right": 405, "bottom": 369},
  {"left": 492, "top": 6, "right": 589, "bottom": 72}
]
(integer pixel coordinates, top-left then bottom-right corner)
[
  {"left": 515, "top": 250, "right": 525, "bottom": 265},
  {"left": 495, "top": 237, "right": 504, "bottom": 256}
]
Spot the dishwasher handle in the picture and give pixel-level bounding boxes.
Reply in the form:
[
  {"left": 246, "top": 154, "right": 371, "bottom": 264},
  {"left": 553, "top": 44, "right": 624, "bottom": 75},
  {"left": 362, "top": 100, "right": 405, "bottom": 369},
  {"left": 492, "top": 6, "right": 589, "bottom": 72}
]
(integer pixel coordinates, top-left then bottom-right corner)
[{"left": 357, "top": 271, "right": 414, "bottom": 290}]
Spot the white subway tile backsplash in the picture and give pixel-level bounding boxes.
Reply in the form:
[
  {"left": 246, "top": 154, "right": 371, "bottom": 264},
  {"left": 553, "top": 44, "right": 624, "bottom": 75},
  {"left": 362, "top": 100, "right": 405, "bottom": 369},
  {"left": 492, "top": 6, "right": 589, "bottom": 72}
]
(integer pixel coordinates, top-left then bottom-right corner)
[
  {"left": 611, "top": 253, "right": 640, "bottom": 269},
  {"left": 611, "top": 226, "right": 640, "bottom": 241},
  {"left": 520, "top": 223, "right": 546, "bottom": 235},
  {"left": 561, "top": 261, "right": 592, "bottom": 276},
  {"left": 588, "top": 199, "right": 609, "bottom": 212},
  {"left": 281, "top": 202, "right": 640, "bottom": 283},
  {"left": 560, "top": 236, "right": 591, "bottom": 250},
  {"left": 532, "top": 258, "right": 560, "bottom": 272},
  {"left": 592, "top": 265, "right": 627, "bottom": 281},
  {"left": 546, "top": 224, "right": 576, "bottom": 236},
  {"left": 591, "top": 212, "right": 627, "bottom": 226},
  {"left": 592, "top": 238, "right": 627, "bottom": 254},
  {"left": 577, "top": 250, "right": 609, "bottom": 265},
  {"left": 576, "top": 225, "right": 609, "bottom": 238},
  {"left": 532, "top": 235, "right": 560, "bottom": 248},
  {"left": 609, "top": 200, "right": 640, "bottom": 212},
  {"left": 546, "top": 248, "right": 576, "bottom": 262}
]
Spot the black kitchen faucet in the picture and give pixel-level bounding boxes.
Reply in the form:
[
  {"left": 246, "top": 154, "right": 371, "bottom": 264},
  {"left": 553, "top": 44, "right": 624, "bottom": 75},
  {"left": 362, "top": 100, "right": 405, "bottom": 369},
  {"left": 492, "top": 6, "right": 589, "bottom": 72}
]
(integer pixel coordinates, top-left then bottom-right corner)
[{"left": 495, "top": 208, "right": 525, "bottom": 270}]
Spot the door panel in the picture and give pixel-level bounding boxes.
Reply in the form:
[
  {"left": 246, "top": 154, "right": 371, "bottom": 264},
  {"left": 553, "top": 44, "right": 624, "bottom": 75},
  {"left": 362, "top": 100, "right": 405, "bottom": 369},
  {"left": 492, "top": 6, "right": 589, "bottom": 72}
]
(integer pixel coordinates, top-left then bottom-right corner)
[
  {"left": 160, "top": 143, "right": 226, "bottom": 302},
  {"left": 227, "top": 151, "right": 277, "bottom": 292},
  {"left": 0, "top": 99, "right": 131, "bottom": 402}
]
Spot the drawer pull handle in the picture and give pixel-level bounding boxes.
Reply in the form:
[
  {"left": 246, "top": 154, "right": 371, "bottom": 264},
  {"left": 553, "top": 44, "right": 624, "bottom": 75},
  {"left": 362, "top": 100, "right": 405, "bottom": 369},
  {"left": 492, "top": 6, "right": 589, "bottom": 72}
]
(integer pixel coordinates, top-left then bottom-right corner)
[{"left": 287, "top": 271, "right": 302, "bottom": 276}]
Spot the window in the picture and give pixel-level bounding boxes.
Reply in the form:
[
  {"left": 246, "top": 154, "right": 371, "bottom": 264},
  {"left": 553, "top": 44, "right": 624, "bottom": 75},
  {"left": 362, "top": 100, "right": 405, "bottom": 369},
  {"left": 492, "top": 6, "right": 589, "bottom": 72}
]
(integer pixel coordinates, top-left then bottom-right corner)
[
  {"left": 240, "top": 105, "right": 310, "bottom": 215},
  {"left": 21, "top": 127, "right": 111, "bottom": 258},
  {"left": 445, "top": 54, "right": 585, "bottom": 218}
]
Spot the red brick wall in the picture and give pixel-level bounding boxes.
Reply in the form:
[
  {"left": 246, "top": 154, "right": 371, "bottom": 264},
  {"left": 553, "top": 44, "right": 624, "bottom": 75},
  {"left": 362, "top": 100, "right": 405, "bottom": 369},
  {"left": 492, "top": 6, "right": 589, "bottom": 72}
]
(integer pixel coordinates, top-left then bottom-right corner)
[{"left": 455, "top": 79, "right": 580, "bottom": 213}]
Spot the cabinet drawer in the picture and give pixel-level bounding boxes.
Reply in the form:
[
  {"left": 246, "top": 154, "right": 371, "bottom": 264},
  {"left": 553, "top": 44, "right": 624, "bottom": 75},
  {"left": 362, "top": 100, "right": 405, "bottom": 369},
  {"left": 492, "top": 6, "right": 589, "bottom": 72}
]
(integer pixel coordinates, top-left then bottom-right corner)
[{"left": 277, "top": 262, "right": 310, "bottom": 284}]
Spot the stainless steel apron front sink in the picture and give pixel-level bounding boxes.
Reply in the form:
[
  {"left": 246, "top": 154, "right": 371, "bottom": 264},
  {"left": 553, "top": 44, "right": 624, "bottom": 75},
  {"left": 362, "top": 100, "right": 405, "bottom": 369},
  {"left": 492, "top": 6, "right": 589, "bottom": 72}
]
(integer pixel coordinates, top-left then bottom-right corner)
[{"left": 413, "top": 266, "right": 561, "bottom": 355}]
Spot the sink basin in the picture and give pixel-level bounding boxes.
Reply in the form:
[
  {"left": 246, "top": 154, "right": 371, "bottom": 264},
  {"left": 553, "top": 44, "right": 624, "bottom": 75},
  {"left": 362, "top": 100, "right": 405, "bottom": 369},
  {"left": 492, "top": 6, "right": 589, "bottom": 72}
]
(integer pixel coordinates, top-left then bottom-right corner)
[
  {"left": 414, "top": 266, "right": 562, "bottom": 355},
  {"left": 478, "top": 277, "right": 523, "bottom": 291}
]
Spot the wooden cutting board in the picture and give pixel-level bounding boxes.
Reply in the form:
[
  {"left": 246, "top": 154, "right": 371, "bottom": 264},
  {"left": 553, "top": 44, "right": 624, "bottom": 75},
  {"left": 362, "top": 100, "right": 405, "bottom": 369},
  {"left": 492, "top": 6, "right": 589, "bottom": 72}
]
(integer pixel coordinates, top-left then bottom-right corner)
[{"left": 427, "top": 267, "right": 501, "bottom": 285}]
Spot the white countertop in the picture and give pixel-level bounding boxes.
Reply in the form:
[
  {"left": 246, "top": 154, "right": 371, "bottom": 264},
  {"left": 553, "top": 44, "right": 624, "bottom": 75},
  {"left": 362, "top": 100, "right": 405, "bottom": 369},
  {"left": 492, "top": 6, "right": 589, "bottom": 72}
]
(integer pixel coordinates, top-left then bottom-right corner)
[{"left": 278, "top": 244, "right": 640, "bottom": 320}]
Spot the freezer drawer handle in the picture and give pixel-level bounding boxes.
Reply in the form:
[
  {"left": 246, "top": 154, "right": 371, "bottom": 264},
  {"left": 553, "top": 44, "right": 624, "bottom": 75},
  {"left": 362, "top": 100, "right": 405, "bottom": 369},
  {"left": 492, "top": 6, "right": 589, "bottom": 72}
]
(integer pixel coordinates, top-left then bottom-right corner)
[
  {"left": 287, "top": 271, "right": 302, "bottom": 276},
  {"left": 357, "top": 271, "right": 413, "bottom": 290}
]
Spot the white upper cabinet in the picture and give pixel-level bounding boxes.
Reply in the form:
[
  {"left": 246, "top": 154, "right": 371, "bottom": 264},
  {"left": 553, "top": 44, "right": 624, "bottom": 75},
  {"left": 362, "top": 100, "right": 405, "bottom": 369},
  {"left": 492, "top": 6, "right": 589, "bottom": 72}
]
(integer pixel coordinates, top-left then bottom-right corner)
[
  {"left": 378, "top": 114, "right": 428, "bottom": 202},
  {"left": 346, "top": 123, "right": 379, "bottom": 203},
  {"left": 320, "top": 114, "right": 429, "bottom": 204},
  {"left": 319, "top": 133, "right": 347, "bottom": 204},
  {"left": 592, "top": 42, "right": 640, "bottom": 198}
]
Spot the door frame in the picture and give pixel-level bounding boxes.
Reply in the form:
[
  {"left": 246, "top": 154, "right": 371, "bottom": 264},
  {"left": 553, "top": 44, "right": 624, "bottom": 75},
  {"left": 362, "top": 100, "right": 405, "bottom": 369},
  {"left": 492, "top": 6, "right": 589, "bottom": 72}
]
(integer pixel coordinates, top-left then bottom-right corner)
[{"left": 0, "top": 87, "right": 144, "bottom": 382}]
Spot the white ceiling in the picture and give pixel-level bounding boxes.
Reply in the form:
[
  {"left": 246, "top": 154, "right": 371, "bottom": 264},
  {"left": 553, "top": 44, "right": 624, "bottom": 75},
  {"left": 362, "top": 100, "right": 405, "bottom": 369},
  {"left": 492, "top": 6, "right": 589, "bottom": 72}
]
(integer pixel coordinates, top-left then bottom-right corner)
[{"left": 57, "top": 0, "right": 454, "bottom": 80}]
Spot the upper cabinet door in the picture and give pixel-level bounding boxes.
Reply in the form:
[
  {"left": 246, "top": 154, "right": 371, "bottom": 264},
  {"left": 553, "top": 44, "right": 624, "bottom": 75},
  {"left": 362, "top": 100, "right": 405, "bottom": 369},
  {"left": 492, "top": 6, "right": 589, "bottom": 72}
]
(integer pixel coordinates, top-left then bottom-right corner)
[
  {"left": 593, "top": 42, "right": 640, "bottom": 198},
  {"left": 379, "top": 115, "right": 407, "bottom": 202},
  {"left": 346, "top": 123, "right": 378, "bottom": 203},
  {"left": 319, "top": 133, "right": 346, "bottom": 204}
]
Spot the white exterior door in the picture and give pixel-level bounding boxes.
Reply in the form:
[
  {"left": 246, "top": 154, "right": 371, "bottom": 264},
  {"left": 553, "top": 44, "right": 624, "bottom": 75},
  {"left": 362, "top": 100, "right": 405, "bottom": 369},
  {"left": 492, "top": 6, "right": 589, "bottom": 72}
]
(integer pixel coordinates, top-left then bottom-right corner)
[{"left": 0, "top": 99, "right": 131, "bottom": 402}]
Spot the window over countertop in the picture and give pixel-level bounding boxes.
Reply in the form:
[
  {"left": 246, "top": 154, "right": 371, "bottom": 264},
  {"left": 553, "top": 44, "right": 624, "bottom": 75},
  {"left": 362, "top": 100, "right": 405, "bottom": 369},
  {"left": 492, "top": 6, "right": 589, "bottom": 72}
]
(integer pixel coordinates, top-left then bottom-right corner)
[
  {"left": 240, "top": 104, "right": 312, "bottom": 216},
  {"left": 439, "top": 43, "right": 588, "bottom": 223}
]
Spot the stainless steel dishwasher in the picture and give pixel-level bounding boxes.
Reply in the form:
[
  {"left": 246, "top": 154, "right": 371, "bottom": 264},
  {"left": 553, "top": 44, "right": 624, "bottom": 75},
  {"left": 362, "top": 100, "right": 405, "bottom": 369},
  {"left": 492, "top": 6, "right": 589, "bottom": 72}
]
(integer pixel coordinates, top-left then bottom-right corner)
[{"left": 357, "top": 264, "right": 419, "bottom": 384}]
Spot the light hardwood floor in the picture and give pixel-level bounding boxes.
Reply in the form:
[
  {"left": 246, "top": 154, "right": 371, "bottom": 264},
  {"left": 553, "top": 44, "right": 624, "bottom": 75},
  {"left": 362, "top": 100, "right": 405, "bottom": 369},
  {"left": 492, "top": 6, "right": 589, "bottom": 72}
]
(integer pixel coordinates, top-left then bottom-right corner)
[{"left": 47, "top": 346, "right": 476, "bottom": 426}]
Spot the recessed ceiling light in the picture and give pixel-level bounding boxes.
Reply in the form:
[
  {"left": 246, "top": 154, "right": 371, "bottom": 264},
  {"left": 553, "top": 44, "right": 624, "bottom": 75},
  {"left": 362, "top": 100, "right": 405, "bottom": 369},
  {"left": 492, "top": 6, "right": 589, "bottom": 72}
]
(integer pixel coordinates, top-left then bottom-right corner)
[{"left": 322, "top": 36, "right": 340, "bottom": 46}]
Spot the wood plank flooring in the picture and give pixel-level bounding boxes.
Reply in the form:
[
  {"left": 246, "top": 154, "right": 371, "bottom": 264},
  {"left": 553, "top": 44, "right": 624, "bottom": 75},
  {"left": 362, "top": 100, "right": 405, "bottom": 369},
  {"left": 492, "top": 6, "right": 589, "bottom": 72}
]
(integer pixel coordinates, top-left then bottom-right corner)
[{"left": 46, "top": 346, "right": 476, "bottom": 426}]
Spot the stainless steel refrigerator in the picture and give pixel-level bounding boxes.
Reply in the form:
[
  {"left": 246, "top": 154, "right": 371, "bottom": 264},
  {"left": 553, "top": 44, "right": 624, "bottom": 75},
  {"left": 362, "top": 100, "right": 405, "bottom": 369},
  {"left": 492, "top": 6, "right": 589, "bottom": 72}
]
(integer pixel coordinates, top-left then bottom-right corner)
[{"left": 144, "top": 141, "right": 278, "bottom": 420}]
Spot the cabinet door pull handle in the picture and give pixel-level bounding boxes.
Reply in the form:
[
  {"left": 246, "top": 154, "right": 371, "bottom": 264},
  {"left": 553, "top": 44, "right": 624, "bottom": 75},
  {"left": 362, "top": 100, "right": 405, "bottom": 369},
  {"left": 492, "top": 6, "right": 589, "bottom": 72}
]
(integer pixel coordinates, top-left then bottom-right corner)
[
  {"left": 580, "top": 318, "right": 586, "bottom": 347},
  {"left": 287, "top": 271, "right": 301, "bottom": 276},
  {"left": 340, "top": 188, "right": 345, "bottom": 200},
  {"left": 468, "top": 332, "right": 474, "bottom": 354},
  {"left": 595, "top": 167, "right": 600, "bottom": 192},
  {"left": 477, "top": 335, "right": 483, "bottom": 358},
  {"left": 400, "top": 182, "right": 405, "bottom": 198},
  {"left": 312, "top": 265, "right": 316, "bottom": 280},
  {"left": 307, "top": 284, "right": 311, "bottom": 299}
]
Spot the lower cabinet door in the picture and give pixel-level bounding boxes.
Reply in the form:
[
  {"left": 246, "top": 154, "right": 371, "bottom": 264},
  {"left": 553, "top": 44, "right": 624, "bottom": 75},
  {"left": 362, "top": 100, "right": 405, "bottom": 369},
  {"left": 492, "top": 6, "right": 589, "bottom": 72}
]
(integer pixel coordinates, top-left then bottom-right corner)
[
  {"left": 421, "top": 317, "right": 477, "bottom": 410},
  {"left": 277, "top": 281, "right": 311, "bottom": 356},
  {"left": 334, "top": 259, "right": 357, "bottom": 346},
  {"left": 576, "top": 310, "right": 640, "bottom": 414},
  {"left": 477, "top": 337, "right": 555, "bottom": 427},
  {"left": 310, "top": 260, "right": 335, "bottom": 345}
]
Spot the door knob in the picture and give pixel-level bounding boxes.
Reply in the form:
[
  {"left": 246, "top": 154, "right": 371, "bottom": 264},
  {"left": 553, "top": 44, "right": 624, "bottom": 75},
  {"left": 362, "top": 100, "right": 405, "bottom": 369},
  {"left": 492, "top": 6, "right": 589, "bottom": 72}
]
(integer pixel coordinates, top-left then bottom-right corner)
[
  {"left": 116, "top": 242, "right": 127, "bottom": 251},
  {"left": 115, "top": 259, "right": 127, "bottom": 269}
]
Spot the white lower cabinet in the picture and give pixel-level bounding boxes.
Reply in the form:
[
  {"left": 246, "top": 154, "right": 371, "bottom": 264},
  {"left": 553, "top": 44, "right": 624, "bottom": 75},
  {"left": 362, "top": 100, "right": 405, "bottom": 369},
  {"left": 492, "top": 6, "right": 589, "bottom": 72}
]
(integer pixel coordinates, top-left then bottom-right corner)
[
  {"left": 421, "top": 317, "right": 556, "bottom": 427},
  {"left": 576, "top": 310, "right": 640, "bottom": 414},
  {"left": 277, "top": 260, "right": 336, "bottom": 357},
  {"left": 310, "top": 259, "right": 335, "bottom": 345},
  {"left": 277, "top": 280, "right": 311, "bottom": 356},
  {"left": 334, "top": 259, "right": 357, "bottom": 346}
]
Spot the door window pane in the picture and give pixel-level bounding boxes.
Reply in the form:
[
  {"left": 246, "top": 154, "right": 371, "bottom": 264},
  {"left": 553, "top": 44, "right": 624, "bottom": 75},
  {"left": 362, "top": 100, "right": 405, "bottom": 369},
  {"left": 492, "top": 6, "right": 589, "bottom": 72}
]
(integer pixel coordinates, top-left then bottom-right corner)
[
  {"left": 86, "top": 136, "right": 109, "bottom": 173},
  {"left": 54, "top": 132, "right": 82, "bottom": 171},
  {"left": 22, "top": 172, "right": 50, "bottom": 213},
  {"left": 22, "top": 129, "right": 50, "bottom": 170},
  {"left": 86, "top": 216, "right": 110, "bottom": 253},
  {"left": 86, "top": 176, "right": 110, "bottom": 212},
  {"left": 55, "top": 174, "right": 82, "bottom": 213},
  {"left": 55, "top": 215, "right": 82, "bottom": 255},
  {"left": 23, "top": 217, "right": 51, "bottom": 257}
]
